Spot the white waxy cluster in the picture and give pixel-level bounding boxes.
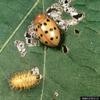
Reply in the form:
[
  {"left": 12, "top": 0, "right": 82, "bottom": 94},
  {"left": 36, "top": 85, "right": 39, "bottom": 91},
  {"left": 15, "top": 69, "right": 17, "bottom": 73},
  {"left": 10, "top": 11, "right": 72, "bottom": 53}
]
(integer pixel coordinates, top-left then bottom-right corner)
[
  {"left": 24, "top": 22, "right": 40, "bottom": 47},
  {"left": 31, "top": 67, "right": 40, "bottom": 75},
  {"left": 46, "top": 0, "right": 84, "bottom": 30},
  {"left": 14, "top": 40, "right": 27, "bottom": 57},
  {"left": 31, "top": 67, "right": 43, "bottom": 79}
]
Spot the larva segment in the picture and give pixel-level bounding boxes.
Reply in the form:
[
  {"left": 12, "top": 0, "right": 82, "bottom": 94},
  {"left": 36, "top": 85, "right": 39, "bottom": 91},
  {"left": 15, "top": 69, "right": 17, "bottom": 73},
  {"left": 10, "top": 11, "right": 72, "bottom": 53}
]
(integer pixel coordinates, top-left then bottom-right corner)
[{"left": 9, "top": 68, "right": 42, "bottom": 90}]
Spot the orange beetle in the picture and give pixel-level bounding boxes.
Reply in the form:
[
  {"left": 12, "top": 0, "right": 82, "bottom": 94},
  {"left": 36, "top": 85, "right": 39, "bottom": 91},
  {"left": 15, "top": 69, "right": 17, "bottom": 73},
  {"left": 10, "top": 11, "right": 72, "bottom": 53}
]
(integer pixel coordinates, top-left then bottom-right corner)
[{"left": 33, "top": 13, "right": 61, "bottom": 47}]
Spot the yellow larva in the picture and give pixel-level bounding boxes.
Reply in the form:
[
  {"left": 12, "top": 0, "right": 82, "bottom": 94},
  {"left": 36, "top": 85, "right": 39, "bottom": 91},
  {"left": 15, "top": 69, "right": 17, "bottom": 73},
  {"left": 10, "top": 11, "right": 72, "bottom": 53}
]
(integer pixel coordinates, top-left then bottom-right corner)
[{"left": 9, "top": 67, "right": 42, "bottom": 90}]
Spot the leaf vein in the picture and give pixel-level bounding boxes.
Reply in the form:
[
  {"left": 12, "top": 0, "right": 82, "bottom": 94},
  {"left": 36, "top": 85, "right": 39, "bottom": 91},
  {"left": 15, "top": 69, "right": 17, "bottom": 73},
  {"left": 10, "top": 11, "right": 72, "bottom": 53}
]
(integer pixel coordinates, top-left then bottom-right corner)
[
  {"left": 40, "top": 47, "right": 47, "bottom": 100},
  {"left": 0, "top": 0, "right": 40, "bottom": 54}
]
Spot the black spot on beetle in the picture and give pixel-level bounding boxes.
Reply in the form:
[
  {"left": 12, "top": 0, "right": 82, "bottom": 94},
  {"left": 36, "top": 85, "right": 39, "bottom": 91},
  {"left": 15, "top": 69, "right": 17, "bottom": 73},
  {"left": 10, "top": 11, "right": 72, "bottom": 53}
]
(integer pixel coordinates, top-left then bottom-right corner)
[
  {"left": 50, "top": 28, "right": 53, "bottom": 31},
  {"left": 35, "top": 28, "right": 38, "bottom": 31},
  {"left": 40, "top": 34, "right": 43, "bottom": 37},
  {"left": 45, "top": 31, "right": 48, "bottom": 34},
  {"left": 56, "top": 36, "right": 58, "bottom": 39},
  {"left": 44, "top": 22, "right": 47, "bottom": 25},
  {"left": 50, "top": 37, "right": 53, "bottom": 40},
  {"left": 45, "top": 41, "right": 48, "bottom": 44},
  {"left": 40, "top": 24, "right": 42, "bottom": 26},
  {"left": 47, "top": 19, "right": 50, "bottom": 22},
  {"left": 54, "top": 27, "right": 56, "bottom": 30}
]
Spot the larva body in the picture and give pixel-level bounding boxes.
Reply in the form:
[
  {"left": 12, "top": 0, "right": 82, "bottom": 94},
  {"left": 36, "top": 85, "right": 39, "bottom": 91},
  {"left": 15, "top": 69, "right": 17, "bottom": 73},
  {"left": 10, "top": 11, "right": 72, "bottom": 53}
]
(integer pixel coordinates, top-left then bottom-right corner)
[{"left": 9, "top": 67, "right": 42, "bottom": 90}]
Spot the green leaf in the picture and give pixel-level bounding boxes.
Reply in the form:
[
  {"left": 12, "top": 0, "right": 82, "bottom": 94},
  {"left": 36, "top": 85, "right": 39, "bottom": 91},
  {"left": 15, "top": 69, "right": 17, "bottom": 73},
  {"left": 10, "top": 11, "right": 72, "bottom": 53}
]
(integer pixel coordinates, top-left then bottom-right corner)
[{"left": 0, "top": 0, "right": 100, "bottom": 100}]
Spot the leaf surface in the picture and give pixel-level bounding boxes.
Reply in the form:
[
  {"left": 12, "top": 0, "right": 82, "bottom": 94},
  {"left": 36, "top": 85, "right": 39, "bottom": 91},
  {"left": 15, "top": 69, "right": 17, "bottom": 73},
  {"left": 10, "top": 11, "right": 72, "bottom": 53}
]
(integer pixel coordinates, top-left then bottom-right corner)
[{"left": 0, "top": 0, "right": 100, "bottom": 100}]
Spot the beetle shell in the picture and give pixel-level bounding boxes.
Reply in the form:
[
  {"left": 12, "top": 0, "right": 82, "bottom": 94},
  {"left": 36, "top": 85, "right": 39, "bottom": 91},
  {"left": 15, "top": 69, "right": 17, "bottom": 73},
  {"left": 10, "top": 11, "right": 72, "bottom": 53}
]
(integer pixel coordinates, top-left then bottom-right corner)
[
  {"left": 34, "top": 14, "right": 61, "bottom": 47},
  {"left": 9, "top": 71, "right": 42, "bottom": 90}
]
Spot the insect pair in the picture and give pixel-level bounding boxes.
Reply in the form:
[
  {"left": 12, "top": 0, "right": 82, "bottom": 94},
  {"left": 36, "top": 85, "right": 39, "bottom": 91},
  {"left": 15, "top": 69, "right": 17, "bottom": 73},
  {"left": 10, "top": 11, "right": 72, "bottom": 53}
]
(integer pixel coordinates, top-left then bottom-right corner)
[
  {"left": 15, "top": 0, "right": 84, "bottom": 56},
  {"left": 9, "top": 0, "right": 84, "bottom": 91}
]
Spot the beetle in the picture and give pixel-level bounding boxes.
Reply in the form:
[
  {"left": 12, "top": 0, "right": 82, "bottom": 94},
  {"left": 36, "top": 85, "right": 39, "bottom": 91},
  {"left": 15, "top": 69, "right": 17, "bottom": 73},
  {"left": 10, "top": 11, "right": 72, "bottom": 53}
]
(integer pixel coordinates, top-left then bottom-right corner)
[{"left": 33, "top": 13, "right": 61, "bottom": 47}]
